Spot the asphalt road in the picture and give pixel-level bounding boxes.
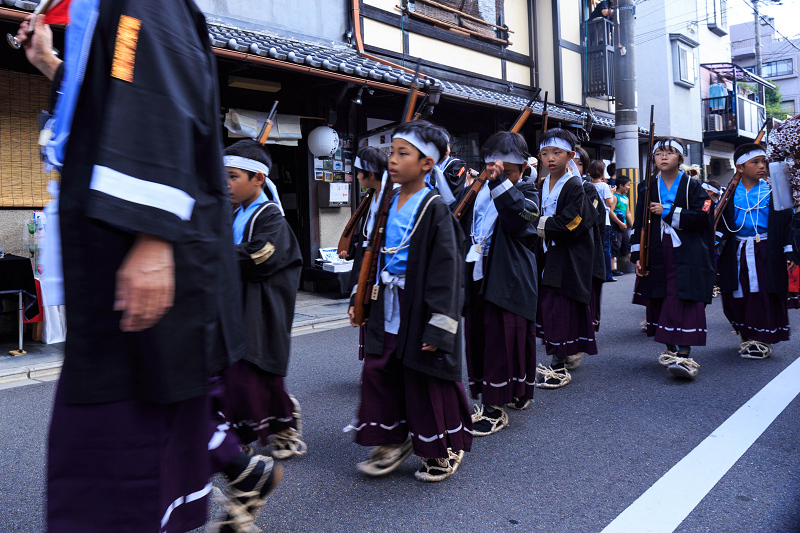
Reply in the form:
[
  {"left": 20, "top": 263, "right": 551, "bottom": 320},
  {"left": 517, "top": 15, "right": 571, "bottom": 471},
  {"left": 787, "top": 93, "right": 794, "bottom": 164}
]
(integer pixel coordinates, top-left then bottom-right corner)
[{"left": 1, "top": 273, "right": 799, "bottom": 533}]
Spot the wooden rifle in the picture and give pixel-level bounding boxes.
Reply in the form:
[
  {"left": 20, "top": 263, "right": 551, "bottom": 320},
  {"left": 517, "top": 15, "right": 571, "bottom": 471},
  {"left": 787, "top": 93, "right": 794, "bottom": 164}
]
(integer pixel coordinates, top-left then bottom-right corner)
[
  {"left": 639, "top": 105, "right": 656, "bottom": 275},
  {"left": 352, "top": 60, "right": 422, "bottom": 325},
  {"left": 542, "top": 91, "right": 549, "bottom": 133},
  {"left": 713, "top": 119, "right": 768, "bottom": 232},
  {"left": 452, "top": 91, "right": 540, "bottom": 221},
  {"left": 257, "top": 101, "right": 279, "bottom": 146}
]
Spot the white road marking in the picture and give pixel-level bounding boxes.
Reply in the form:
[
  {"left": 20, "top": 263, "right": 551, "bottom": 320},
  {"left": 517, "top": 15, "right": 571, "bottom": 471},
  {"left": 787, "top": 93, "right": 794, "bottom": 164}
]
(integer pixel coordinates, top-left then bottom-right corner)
[{"left": 602, "top": 357, "right": 800, "bottom": 533}]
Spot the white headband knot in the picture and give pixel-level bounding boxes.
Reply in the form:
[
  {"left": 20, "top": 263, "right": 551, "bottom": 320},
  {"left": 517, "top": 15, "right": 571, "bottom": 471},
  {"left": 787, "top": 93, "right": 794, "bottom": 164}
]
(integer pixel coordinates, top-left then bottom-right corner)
[
  {"left": 702, "top": 183, "right": 721, "bottom": 195},
  {"left": 539, "top": 138, "right": 573, "bottom": 152},
  {"left": 223, "top": 155, "right": 284, "bottom": 215},
  {"left": 654, "top": 140, "right": 684, "bottom": 156},
  {"left": 735, "top": 149, "right": 766, "bottom": 166},
  {"left": 354, "top": 156, "right": 379, "bottom": 173},
  {"left": 392, "top": 132, "right": 442, "bottom": 164},
  {"left": 484, "top": 152, "right": 527, "bottom": 165}
]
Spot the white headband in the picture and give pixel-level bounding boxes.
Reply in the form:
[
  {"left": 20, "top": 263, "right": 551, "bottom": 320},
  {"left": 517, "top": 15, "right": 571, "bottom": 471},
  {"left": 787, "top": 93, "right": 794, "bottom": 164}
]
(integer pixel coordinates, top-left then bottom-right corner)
[
  {"left": 735, "top": 149, "right": 766, "bottom": 166},
  {"left": 539, "top": 138, "right": 573, "bottom": 152},
  {"left": 223, "top": 155, "right": 284, "bottom": 215},
  {"left": 702, "top": 183, "right": 721, "bottom": 195},
  {"left": 354, "top": 156, "right": 378, "bottom": 173},
  {"left": 392, "top": 132, "right": 442, "bottom": 164},
  {"left": 654, "top": 140, "right": 684, "bottom": 156},
  {"left": 484, "top": 152, "right": 527, "bottom": 165}
]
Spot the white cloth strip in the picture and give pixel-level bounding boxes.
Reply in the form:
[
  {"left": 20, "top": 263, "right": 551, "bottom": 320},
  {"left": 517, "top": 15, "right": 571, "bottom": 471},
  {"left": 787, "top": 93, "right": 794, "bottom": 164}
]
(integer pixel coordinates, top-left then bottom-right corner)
[
  {"left": 485, "top": 152, "right": 527, "bottom": 164},
  {"left": 429, "top": 313, "right": 458, "bottom": 334},
  {"left": 392, "top": 132, "right": 442, "bottom": 164},
  {"left": 702, "top": 183, "right": 721, "bottom": 195},
  {"left": 735, "top": 149, "right": 766, "bottom": 166},
  {"left": 208, "top": 421, "right": 230, "bottom": 450},
  {"left": 654, "top": 139, "right": 684, "bottom": 156},
  {"left": 660, "top": 219, "right": 682, "bottom": 248},
  {"left": 353, "top": 156, "right": 378, "bottom": 173},
  {"left": 601, "top": 356, "right": 800, "bottom": 533},
  {"left": 160, "top": 482, "right": 213, "bottom": 530},
  {"left": 381, "top": 271, "right": 405, "bottom": 335},
  {"left": 223, "top": 155, "right": 270, "bottom": 177},
  {"left": 491, "top": 179, "right": 513, "bottom": 199},
  {"left": 785, "top": 244, "right": 793, "bottom": 253},
  {"left": 733, "top": 234, "right": 766, "bottom": 297},
  {"left": 671, "top": 206, "right": 682, "bottom": 229},
  {"left": 90, "top": 166, "right": 195, "bottom": 221},
  {"left": 540, "top": 137, "right": 573, "bottom": 152},
  {"left": 432, "top": 166, "right": 456, "bottom": 205},
  {"left": 631, "top": 243, "right": 641, "bottom": 253}
]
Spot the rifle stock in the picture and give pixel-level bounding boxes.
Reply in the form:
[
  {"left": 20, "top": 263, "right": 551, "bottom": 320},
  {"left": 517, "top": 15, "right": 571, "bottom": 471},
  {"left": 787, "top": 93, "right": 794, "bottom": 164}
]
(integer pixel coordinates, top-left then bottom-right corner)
[
  {"left": 639, "top": 105, "right": 656, "bottom": 274},
  {"left": 542, "top": 91, "right": 549, "bottom": 133},
  {"left": 337, "top": 188, "right": 376, "bottom": 258},
  {"left": 257, "top": 101, "right": 279, "bottom": 146}
]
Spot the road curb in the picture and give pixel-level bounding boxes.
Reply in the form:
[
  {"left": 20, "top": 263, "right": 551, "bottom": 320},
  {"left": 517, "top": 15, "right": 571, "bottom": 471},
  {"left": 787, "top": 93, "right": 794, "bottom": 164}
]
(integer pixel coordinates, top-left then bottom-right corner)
[{"left": 0, "top": 367, "right": 30, "bottom": 384}]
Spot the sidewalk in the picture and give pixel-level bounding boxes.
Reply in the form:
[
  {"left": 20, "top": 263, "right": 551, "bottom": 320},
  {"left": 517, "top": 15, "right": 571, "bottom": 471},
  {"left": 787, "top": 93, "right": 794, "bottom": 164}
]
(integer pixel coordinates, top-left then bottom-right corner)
[{"left": 0, "top": 290, "right": 350, "bottom": 386}]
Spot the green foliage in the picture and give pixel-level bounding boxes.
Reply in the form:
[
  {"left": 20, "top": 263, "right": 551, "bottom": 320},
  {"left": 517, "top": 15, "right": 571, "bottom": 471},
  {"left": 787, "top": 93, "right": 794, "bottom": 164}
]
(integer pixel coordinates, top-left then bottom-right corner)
[{"left": 765, "top": 83, "right": 788, "bottom": 120}]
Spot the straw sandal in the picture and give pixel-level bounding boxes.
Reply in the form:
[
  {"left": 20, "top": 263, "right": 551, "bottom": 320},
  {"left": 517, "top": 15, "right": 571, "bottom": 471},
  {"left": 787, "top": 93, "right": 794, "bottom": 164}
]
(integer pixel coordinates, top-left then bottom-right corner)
[
  {"left": 471, "top": 405, "right": 509, "bottom": 436},
  {"left": 209, "top": 455, "right": 282, "bottom": 533},
  {"left": 535, "top": 364, "right": 572, "bottom": 389},
  {"left": 271, "top": 427, "right": 307, "bottom": 459},
  {"left": 356, "top": 437, "right": 413, "bottom": 477},
  {"left": 414, "top": 449, "right": 464, "bottom": 482},
  {"left": 740, "top": 340, "right": 772, "bottom": 360}
]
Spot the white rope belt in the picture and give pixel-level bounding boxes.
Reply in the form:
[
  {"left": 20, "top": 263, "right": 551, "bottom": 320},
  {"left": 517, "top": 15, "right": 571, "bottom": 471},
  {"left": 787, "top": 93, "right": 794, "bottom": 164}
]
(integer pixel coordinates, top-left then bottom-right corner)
[
  {"left": 381, "top": 271, "right": 405, "bottom": 335},
  {"left": 660, "top": 219, "right": 682, "bottom": 248},
  {"left": 734, "top": 233, "right": 767, "bottom": 298}
]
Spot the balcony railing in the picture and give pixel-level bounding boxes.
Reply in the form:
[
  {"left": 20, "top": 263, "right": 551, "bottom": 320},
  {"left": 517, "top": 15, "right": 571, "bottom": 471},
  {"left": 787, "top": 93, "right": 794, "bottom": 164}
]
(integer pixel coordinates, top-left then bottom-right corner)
[
  {"left": 585, "top": 17, "right": 615, "bottom": 99},
  {"left": 701, "top": 94, "right": 766, "bottom": 140}
]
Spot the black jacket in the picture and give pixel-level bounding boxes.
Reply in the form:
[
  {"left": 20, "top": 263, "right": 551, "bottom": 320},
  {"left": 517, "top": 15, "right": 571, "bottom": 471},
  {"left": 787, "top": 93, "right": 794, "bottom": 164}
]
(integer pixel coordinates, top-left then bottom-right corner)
[
  {"left": 583, "top": 180, "right": 607, "bottom": 282},
  {"left": 717, "top": 189, "right": 794, "bottom": 298},
  {"left": 469, "top": 176, "right": 539, "bottom": 322},
  {"left": 57, "top": 0, "right": 243, "bottom": 404},
  {"left": 364, "top": 190, "right": 466, "bottom": 382},
  {"left": 631, "top": 174, "right": 715, "bottom": 303},
  {"left": 536, "top": 175, "right": 595, "bottom": 304},
  {"left": 236, "top": 202, "right": 302, "bottom": 376}
]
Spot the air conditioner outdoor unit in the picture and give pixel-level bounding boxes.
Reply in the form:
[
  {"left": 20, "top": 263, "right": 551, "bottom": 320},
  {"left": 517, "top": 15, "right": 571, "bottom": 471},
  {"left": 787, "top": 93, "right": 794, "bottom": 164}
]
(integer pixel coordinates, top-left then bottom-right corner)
[{"left": 706, "top": 114, "right": 723, "bottom": 131}]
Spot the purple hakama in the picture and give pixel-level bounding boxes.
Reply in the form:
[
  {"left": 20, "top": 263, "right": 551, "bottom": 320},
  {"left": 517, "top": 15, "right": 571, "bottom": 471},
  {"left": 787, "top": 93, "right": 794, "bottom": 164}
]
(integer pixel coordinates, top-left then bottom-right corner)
[
  {"left": 222, "top": 360, "right": 295, "bottom": 446},
  {"left": 645, "top": 239, "right": 707, "bottom": 346},
  {"left": 464, "top": 293, "right": 536, "bottom": 405},
  {"left": 721, "top": 239, "right": 790, "bottom": 344},
  {"left": 536, "top": 285, "right": 598, "bottom": 359},
  {"left": 632, "top": 275, "right": 648, "bottom": 306},
  {"left": 48, "top": 382, "right": 213, "bottom": 533},
  {"left": 789, "top": 293, "right": 800, "bottom": 310},
  {"left": 349, "top": 333, "right": 473, "bottom": 459}
]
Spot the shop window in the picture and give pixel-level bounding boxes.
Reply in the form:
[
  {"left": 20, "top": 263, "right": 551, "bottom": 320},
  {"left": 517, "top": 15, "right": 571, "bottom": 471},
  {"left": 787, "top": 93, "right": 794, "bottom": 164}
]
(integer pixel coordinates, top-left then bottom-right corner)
[{"left": 402, "top": 0, "right": 510, "bottom": 46}]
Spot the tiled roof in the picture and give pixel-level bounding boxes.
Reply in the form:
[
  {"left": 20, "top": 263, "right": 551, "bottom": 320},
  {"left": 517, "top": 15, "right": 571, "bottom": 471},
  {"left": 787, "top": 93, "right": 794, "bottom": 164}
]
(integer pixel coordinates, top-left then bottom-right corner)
[{"left": 2, "top": 3, "right": 635, "bottom": 133}]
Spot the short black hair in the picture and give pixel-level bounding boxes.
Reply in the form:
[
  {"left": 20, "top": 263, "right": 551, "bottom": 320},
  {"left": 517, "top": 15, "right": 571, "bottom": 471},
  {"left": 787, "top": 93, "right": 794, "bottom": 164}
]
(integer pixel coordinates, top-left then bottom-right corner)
[
  {"left": 354, "top": 146, "right": 388, "bottom": 178},
  {"left": 482, "top": 131, "right": 530, "bottom": 170},
  {"left": 225, "top": 140, "right": 273, "bottom": 177},
  {"left": 733, "top": 143, "right": 766, "bottom": 165},
  {"left": 539, "top": 128, "right": 578, "bottom": 151},
  {"left": 392, "top": 120, "right": 449, "bottom": 164},
  {"left": 573, "top": 146, "right": 590, "bottom": 172},
  {"left": 706, "top": 179, "right": 722, "bottom": 190},
  {"left": 653, "top": 137, "right": 685, "bottom": 163},
  {"left": 606, "top": 162, "right": 616, "bottom": 177},
  {"left": 616, "top": 175, "right": 630, "bottom": 187},
  {"left": 588, "top": 160, "right": 605, "bottom": 180}
]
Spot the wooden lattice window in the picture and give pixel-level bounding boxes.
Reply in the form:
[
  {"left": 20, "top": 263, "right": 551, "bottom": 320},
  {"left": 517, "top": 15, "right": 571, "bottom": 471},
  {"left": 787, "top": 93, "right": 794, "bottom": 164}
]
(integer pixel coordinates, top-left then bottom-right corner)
[
  {"left": 0, "top": 69, "right": 55, "bottom": 208},
  {"left": 403, "top": 0, "right": 511, "bottom": 45}
]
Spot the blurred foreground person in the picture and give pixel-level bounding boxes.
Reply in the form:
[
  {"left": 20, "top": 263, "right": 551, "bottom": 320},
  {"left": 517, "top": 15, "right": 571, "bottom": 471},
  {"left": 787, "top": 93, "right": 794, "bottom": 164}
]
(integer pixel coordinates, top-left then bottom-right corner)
[{"left": 16, "top": 1, "right": 280, "bottom": 531}]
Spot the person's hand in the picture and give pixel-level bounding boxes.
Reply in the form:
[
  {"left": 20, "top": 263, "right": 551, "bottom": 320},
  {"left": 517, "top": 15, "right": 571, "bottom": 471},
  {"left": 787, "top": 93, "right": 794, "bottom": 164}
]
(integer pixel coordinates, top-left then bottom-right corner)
[
  {"left": 15, "top": 15, "right": 61, "bottom": 81},
  {"left": 114, "top": 234, "right": 175, "bottom": 332},
  {"left": 421, "top": 343, "right": 437, "bottom": 352},
  {"left": 466, "top": 169, "right": 478, "bottom": 187},
  {"left": 635, "top": 260, "right": 649, "bottom": 277},
  {"left": 649, "top": 202, "right": 663, "bottom": 216},
  {"left": 338, "top": 249, "right": 349, "bottom": 259},
  {"left": 789, "top": 261, "right": 797, "bottom": 272},
  {"left": 487, "top": 160, "right": 504, "bottom": 181},
  {"left": 618, "top": 221, "right": 628, "bottom": 230}
]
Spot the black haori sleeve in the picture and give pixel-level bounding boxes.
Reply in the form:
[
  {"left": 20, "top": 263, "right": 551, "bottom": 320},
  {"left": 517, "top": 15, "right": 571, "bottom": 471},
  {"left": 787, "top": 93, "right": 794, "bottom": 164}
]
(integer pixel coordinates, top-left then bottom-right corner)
[
  {"left": 488, "top": 176, "right": 538, "bottom": 240},
  {"left": 661, "top": 179, "right": 712, "bottom": 233},
  {"left": 631, "top": 180, "right": 648, "bottom": 264},
  {"left": 421, "top": 201, "right": 464, "bottom": 354},
  {"left": 236, "top": 203, "right": 302, "bottom": 281},
  {"left": 537, "top": 178, "right": 591, "bottom": 244},
  {"left": 85, "top": 2, "right": 216, "bottom": 243}
]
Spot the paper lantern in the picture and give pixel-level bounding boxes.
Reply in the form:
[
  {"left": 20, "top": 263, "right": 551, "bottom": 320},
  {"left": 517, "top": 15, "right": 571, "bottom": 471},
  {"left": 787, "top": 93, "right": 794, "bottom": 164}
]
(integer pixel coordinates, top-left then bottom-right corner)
[{"left": 308, "top": 126, "right": 339, "bottom": 158}]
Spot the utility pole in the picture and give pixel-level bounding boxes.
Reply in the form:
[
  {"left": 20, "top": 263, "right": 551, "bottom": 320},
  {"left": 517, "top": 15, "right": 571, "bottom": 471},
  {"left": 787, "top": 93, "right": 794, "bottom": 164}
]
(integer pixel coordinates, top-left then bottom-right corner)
[
  {"left": 754, "top": 0, "right": 764, "bottom": 104},
  {"left": 614, "top": 0, "right": 639, "bottom": 208}
]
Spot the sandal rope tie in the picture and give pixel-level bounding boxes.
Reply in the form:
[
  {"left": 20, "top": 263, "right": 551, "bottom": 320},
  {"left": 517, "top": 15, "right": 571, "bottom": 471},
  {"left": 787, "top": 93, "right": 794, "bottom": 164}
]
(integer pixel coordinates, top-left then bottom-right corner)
[
  {"left": 740, "top": 340, "right": 772, "bottom": 359},
  {"left": 658, "top": 353, "right": 700, "bottom": 370}
]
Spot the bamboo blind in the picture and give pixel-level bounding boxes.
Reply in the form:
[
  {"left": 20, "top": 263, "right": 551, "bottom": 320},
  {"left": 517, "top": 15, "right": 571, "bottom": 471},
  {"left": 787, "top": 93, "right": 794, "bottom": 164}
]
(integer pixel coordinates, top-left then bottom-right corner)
[
  {"left": 0, "top": 68, "right": 54, "bottom": 208},
  {"left": 411, "top": 0, "right": 506, "bottom": 39}
]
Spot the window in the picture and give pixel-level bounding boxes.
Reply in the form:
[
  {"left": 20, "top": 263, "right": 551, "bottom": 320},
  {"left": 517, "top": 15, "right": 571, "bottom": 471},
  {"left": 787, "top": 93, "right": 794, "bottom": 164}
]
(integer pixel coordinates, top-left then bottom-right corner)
[
  {"left": 708, "top": 0, "right": 728, "bottom": 36},
  {"left": 404, "top": 0, "right": 510, "bottom": 46},
  {"left": 670, "top": 34, "right": 699, "bottom": 88},
  {"left": 782, "top": 100, "right": 796, "bottom": 115},
  {"left": 745, "top": 60, "right": 793, "bottom": 78}
]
